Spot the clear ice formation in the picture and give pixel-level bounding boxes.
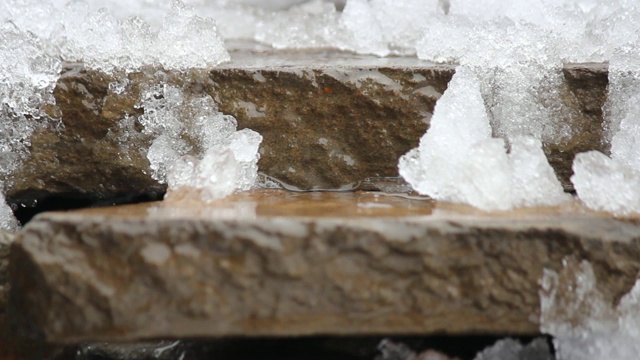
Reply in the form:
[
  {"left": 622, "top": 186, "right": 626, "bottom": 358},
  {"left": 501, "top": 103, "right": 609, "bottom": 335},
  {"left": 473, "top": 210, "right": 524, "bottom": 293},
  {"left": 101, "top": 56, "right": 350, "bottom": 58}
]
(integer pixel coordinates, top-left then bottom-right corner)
[
  {"left": 135, "top": 85, "right": 262, "bottom": 202},
  {"left": 540, "top": 259, "right": 640, "bottom": 360},
  {"left": 0, "top": 15, "right": 63, "bottom": 231},
  {"left": 473, "top": 338, "right": 553, "bottom": 360},
  {"left": 0, "top": 22, "right": 61, "bottom": 179},
  {"left": 398, "top": 67, "right": 567, "bottom": 211}
]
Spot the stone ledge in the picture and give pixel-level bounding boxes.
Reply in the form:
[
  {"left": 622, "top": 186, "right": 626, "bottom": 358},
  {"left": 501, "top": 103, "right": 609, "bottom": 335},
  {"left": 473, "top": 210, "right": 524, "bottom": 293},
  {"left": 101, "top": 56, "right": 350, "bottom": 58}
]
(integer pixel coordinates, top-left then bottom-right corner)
[
  {"left": 4, "top": 46, "right": 608, "bottom": 206},
  {"left": 9, "top": 190, "right": 640, "bottom": 343}
]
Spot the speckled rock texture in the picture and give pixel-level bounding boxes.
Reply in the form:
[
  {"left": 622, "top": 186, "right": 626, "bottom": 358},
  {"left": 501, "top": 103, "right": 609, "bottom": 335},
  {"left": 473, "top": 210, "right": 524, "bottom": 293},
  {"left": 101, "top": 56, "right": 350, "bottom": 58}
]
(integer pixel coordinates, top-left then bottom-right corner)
[
  {"left": 0, "top": 230, "right": 13, "bottom": 312},
  {"left": 3, "top": 47, "right": 607, "bottom": 207},
  {"left": 9, "top": 190, "right": 640, "bottom": 343}
]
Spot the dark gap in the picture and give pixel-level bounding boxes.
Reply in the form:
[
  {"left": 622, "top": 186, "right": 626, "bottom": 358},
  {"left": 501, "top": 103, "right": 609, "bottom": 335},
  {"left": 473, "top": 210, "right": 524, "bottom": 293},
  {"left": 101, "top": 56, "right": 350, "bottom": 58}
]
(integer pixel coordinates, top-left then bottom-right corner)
[
  {"left": 43, "top": 335, "right": 551, "bottom": 360},
  {"left": 11, "top": 191, "right": 165, "bottom": 226}
]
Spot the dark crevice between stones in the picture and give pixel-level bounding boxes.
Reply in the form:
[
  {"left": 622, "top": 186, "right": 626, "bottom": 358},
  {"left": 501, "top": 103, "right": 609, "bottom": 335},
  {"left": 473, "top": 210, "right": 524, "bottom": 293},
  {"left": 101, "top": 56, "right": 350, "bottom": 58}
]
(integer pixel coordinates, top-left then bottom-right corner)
[
  {"left": 9, "top": 190, "right": 166, "bottom": 226},
  {"left": 36, "top": 335, "right": 553, "bottom": 360},
  {"left": 8, "top": 176, "right": 416, "bottom": 226}
]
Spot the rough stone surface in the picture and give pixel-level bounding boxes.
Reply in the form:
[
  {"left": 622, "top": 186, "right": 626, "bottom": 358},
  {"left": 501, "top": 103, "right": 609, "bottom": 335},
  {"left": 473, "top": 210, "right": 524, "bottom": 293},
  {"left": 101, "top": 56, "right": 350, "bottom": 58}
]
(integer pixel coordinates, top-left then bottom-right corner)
[
  {"left": 0, "top": 230, "right": 13, "bottom": 313},
  {"left": 5, "top": 48, "right": 453, "bottom": 207},
  {"left": 3, "top": 47, "right": 608, "bottom": 206},
  {"left": 10, "top": 190, "right": 640, "bottom": 343},
  {"left": 551, "top": 63, "right": 609, "bottom": 190}
]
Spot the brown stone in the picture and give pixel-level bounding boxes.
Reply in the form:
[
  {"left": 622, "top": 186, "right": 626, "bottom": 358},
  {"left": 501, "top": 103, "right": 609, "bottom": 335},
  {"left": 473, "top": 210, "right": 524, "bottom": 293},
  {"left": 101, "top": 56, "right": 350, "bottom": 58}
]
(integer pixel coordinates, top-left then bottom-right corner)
[
  {"left": 9, "top": 190, "right": 640, "bottom": 343},
  {"left": 0, "top": 230, "right": 12, "bottom": 313},
  {"left": 550, "top": 63, "right": 609, "bottom": 191},
  {"left": 3, "top": 47, "right": 608, "bottom": 206}
]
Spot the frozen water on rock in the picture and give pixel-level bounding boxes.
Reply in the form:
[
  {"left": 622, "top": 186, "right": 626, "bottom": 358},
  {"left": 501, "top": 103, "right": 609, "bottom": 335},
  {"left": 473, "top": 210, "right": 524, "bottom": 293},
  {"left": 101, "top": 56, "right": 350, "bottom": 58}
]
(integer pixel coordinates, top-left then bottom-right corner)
[
  {"left": 473, "top": 338, "right": 553, "bottom": 360},
  {"left": 339, "top": 0, "right": 442, "bottom": 55},
  {"left": 253, "top": 0, "right": 445, "bottom": 56},
  {"left": 135, "top": 85, "right": 262, "bottom": 202},
  {"left": 256, "top": 0, "right": 339, "bottom": 51},
  {"left": 572, "top": 151, "right": 640, "bottom": 215},
  {"left": 541, "top": 259, "right": 640, "bottom": 360},
  {"left": 62, "top": 0, "right": 229, "bottom": 72},
  {"left": 572, "top": 58, "right": 640, "bottom": 216},
  {"left": 399, "top": 67, "right": 566, "bottom": 211},
  {"left": 0, "top": 22, "right": 61, "bottom": 177},
  {"left": 167, "top": 149, "right": 240, "bottom": 202},
  {"left": 0, "top": 17, "right": 62, "bottom": 226},
  {"left": 510, "top": 136, "right": 570, "bottom": 208},
  {"left": 398, "top": 66, "right": 491, "bottom": 203},
  {"left": 418, "top": 18, "right": 573, "bottom": 145},
  {"left": 4, "top": 0, "right": 640, "bottom": 64},
  {"left": 0, "top": 0, "right": 230, "bottom": 72},
  {"left": 607, "top": 59, "right": 640, "bottom": 170}
]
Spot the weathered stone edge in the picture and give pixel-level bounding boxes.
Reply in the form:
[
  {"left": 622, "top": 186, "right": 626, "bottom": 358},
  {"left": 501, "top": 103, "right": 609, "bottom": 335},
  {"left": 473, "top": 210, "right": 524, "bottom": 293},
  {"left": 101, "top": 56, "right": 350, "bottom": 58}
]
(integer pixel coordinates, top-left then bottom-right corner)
[{"left": 10, "top": 210, "right": 640, "bottom": 343}]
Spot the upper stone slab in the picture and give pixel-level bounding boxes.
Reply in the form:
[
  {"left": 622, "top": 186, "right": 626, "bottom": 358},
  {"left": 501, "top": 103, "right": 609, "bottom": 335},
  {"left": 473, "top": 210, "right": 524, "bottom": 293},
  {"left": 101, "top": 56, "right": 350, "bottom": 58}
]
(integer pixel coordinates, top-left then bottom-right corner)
[{"left": 3, "top": 46, "right": 607, "bottom": 207}]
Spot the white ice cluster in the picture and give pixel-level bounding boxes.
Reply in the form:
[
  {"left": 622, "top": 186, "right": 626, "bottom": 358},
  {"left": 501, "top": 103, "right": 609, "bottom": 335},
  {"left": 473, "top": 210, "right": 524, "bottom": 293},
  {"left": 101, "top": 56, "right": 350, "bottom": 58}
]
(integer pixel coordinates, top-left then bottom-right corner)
[
  {"left": 72, "top": 0, "right": 442, "bottom": 57},
  {"left": 253, "top": 0, "right": 445, "bottom": 56},
  {"left": 571, "top": 59, "right": 640, "bottom": 216},
  {"left": 473, "top": 338, "right": 552, "bottom": 360},
  {"left": 135, "top": 85, "right": 262, "bottom": 202},
  {"left": 399, "top": 67, "right": 567, "bottom": 211},
  {"left": 0, "top": 0, "right": 229, "bottom": 72},
  {"left": 402, "top": 1, "right": 640, "bottom": 213},
  {"left": 540, "top": 259, "right": 640, "bottom": 360}
]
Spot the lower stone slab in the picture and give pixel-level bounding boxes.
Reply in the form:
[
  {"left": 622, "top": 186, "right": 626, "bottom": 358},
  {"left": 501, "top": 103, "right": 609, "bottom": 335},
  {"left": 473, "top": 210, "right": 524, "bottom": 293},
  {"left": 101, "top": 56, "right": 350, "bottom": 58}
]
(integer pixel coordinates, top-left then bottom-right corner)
[{"left": 10, "top": 190, "right": 640, "bottom": 343}]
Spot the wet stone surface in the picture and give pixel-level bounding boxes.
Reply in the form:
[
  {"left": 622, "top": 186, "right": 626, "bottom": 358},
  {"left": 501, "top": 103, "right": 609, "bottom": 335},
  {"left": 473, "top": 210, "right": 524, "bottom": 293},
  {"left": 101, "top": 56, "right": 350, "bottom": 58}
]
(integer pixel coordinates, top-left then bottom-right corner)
[
  {"left": 3, "top": 47, "right": 608, "bottom": 207},
  {"left": 10, "top": 190, "right": 640, "bottom": 343}
]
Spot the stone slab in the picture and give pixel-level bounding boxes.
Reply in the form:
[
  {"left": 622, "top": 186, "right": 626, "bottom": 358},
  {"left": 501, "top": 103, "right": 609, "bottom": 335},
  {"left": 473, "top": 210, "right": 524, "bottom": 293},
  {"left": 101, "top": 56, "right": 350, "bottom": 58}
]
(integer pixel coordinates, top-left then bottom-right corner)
[
  {"left": 10, "top": 190, "right": 640, "bottom": 343},
  {"left": 4, "top": 46, "right": 608, "bottom": 206},
  {"left": 0, "top": 230, "right": 12, "bottom": 312}
]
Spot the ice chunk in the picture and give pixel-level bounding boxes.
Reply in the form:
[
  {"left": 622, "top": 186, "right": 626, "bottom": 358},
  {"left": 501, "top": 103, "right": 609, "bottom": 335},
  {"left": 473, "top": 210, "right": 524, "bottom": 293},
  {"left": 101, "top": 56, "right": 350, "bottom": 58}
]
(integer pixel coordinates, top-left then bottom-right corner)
[
  {"left": 510, "top": 136, "right": 569, "bottom": 207},
  {"left": 0, "top": 191, "right": 18, "bottom": 232},
  {"left": 398, "top": 66, "right": 492, "bottom": 202},
  {"left": 375, "top": 338, "right": 416, "bottom": 360},
  {"left": 473, "top": 338, "right": 553, "bottom": 360},
  {"left": 135, "top": 84, "right": 262, "bottom": 202},
  {"left": 253, "top": 0, "right": 442, "bottom": 56},
  {"left": 166, "top": 149, "right": 239, "bottom": 202},
  {"left": 228, "top": 129, "right": 263, "bottom": 191},
  {"left": 399, "top": 67, "right": 566, "bottom": 211},
  {"left": 540, "top": 259, "right": 640, "bottom": 360},
  {"left": 572, "top": 59, "right": 640, "bottom": 216},
  {"left": 255, "top": 0, "right": 339, "bottom": 50},
  {"left": 460, "top": 138, "right": 513, "bottom": 210},
  {"left": 154, "top": 1, "right": 230, "bottom": 69},
  {"left": 607, "top": 60, "right": 640, "bottom": 170},
  {"left": 339, "top": 0, "right": 388, "bottom": 56},
  {"left": 571, "top": 151, "right": 640, "bottom": 216},
  {"left": 147, "top": 135, "right": 188, "bottom": 184},
  {"left": 418, "top": 19, "right": 574, "bottom": 145},
  {"left": 4, "top": 0, "right": 640, "bottom": 65},
  {"left": 2, "top": 0, "right": 229, "bottom": 72}
]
